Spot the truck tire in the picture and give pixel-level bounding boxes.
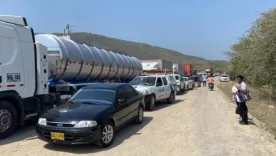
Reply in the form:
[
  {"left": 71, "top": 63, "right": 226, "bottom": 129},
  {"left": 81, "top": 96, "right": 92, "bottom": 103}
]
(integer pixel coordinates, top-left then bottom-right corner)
[
  {"left": 148, "top": 95, "right": 155, "bottom": 111},
  {"left": 167, "top": 91, "right": 175, "bottom": 104},
  {"left": 0, "top": 101, "right": 17, "bottom": 139}
]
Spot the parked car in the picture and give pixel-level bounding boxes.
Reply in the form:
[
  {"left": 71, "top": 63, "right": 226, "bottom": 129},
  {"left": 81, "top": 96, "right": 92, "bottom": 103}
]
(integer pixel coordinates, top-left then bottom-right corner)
[
  {"left": 183, "top": 77, "right": 194, "bottom": 90},
  {"left": 36, "top": 83, "right": 144, "bottom": 147},
  {"left": 165, "top": 75, "right": 179, "bottom": 93},
  {"left": 219, "top": 74, "right": 230, "bottom": 82},
  {"left": 169, "top": 74, "right": 185, "bottom": 94},
  {"left": 130, "top": 75, "right": 175, "bottom": 110}
]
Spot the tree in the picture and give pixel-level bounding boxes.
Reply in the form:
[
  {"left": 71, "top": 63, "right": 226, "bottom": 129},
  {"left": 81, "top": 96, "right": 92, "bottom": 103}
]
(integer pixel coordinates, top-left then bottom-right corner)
[{"left": 227, "top": 8, "right": 276, "bottom": 98}]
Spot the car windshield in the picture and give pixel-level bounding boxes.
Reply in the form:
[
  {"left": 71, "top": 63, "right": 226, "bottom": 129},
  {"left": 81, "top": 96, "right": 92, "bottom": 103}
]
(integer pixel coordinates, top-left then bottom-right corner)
[
  {"left": 168, "top": 76, "right": 176, "bottom": 82},
  {"left": 221, "top": 75, "right": 229, "bottom": 77},
  {"left": 69, "top": 88, "right": 115, "bottom": 105},
  {"left": 130, "top": 77, "right": 156, "bottom": 86}
]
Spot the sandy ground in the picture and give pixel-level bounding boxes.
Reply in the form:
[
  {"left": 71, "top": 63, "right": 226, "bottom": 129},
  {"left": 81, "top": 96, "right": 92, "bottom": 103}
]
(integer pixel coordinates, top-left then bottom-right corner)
[{"left": 1, "top": 83, "right": 276, "bottom": 156}]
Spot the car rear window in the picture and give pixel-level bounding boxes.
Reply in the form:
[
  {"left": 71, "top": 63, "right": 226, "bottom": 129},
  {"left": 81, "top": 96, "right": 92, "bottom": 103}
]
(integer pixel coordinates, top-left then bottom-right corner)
[{"left": 168, "top": 76, "right": 175, "bottom": 82}]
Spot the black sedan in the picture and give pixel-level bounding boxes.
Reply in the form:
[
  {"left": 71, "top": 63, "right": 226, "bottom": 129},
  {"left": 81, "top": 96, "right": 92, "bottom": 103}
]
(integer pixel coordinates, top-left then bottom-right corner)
[{"left": 36, "top": 83, "right": 145, "bottom": 147}]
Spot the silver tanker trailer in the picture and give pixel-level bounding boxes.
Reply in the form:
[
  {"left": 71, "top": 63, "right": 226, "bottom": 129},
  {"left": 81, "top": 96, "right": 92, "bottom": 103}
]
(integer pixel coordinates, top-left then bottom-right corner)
[{"left": 35, "top": 34, "right": 142, "bottom": 94}]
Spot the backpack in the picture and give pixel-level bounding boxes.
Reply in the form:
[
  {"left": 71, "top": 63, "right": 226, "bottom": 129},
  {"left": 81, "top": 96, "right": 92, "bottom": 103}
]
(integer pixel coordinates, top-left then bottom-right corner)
[
  {"left": 245, "top": 90, "right": 252, "bottom": 101},
  {"left": 237, "top": 90, "right": 251, "bottom": 102}
]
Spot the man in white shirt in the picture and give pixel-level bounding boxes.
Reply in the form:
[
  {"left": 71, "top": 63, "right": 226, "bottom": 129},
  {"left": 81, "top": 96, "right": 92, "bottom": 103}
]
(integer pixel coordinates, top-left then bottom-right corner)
[
  {"left": 202, "top": 74, "right": 207, "bottom": 87},
  {"left": 234, "top": 75, "right": 248, "bottom": 125}
]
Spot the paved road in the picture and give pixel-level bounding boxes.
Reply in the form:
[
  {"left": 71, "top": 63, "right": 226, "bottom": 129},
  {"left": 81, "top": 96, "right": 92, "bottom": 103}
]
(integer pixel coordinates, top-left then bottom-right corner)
[{"left": 1, "top": 84, "right": 276, "bottom": 156}]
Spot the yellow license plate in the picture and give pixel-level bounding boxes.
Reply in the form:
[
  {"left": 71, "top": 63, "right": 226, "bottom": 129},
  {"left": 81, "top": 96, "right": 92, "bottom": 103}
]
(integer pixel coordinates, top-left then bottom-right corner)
[{"left": 51, "top": 132, "right": 64, "bottom": 140}]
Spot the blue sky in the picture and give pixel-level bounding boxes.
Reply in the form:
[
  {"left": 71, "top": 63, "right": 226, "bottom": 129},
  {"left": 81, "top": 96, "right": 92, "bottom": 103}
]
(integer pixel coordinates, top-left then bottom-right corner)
[{"left": 1, "top": 0, "right": 276, "bottom": 60}]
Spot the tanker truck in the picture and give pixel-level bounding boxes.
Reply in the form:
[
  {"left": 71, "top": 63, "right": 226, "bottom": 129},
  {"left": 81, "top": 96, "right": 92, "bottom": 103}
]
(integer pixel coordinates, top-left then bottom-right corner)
[{"left": 0, "top": 15, "right": 142, "bottom": 139}]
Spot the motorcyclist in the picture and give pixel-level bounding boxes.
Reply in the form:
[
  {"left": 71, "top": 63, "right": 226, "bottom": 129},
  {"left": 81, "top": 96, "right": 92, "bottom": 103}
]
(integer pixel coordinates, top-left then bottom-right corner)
[{"left": 207, "top": 76, "right": 214, "bottom": 89}]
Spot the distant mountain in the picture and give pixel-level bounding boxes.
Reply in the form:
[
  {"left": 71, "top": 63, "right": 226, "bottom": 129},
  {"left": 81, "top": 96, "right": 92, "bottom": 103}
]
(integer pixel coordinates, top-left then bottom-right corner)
[{"left": 52, "top": 32, "right": 228, "bottom": 72}]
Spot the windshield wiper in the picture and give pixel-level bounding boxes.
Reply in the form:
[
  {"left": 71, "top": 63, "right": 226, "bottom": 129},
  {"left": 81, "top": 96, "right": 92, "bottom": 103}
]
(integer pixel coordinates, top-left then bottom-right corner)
[{"left": 79, "top": 101, "right": 104, "bottom": 105}]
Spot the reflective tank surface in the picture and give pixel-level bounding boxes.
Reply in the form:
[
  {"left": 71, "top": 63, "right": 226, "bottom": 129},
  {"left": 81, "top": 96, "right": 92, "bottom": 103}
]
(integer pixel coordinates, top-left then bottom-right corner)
[
  {"left": 35, "top": 34, "right": 142, "bottom": 82},
  {"left": 115, "top": 53, "right": 128, "bottom": 79},
  {"left": 126, "top": 56, "right": 135, "bottom": 79},
  {"left": 121, "top": 55, "right": 131, "bottom": 79}
]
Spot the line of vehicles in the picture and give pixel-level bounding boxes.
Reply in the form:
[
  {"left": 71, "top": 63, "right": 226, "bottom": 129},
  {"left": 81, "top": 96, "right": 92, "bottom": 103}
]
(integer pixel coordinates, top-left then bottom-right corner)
[{"left": 0, "top": 15, "right": 198, "bottom": 147}]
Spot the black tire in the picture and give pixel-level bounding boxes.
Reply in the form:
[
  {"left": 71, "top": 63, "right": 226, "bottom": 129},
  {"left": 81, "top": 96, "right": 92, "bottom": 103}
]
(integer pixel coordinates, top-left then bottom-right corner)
[
  {"left": 96, "top": 121, "right": 115, "bottom": 148},
  {"left": 135, "top": 106, "right": 144, "bottom": 124},
  {"left": 148, "top": 95, "right": 155, "bottom": 111},
  {"left": 167, "top": 91, "right": 175, "bottom": 104},
  {"left": 0, "top": 101, "right": 17, "bottom": 139}
]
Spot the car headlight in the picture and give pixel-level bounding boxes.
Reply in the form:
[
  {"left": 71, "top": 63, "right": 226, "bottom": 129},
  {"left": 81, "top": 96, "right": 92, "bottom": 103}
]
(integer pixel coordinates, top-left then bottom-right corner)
[
  {"left": 38, "top": 118, "right": 47, "bottom": 126},
  {"left": 142, "top": 90, "right": 148, "bottom": 95},
  {"left": 74, "top": 121, "right": 97, "bottom": 128}
]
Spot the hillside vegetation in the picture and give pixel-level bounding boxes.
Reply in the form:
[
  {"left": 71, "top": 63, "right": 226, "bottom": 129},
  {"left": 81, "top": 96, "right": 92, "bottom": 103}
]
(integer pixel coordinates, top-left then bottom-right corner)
[{"left": 53, "top": 32, "right": 228, "bottom": 72}]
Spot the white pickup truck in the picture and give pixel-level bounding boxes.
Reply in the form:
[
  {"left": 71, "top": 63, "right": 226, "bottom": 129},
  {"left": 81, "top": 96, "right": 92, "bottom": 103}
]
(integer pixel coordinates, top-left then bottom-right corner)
[{"left": 130, "top": 75, "right": 175, "bottom": 110}]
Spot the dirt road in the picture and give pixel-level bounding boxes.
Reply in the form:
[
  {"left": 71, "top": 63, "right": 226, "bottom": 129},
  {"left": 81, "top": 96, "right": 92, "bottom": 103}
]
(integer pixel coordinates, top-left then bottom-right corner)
[{"left": 1, "top": 84, "right": 276, "bottom": 156}]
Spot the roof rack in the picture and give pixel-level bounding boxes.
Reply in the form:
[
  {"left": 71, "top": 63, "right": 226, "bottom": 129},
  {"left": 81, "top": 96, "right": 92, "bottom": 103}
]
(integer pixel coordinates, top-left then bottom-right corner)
[{"left": 142, "top": 70, "right": 178, "bottom": 75}]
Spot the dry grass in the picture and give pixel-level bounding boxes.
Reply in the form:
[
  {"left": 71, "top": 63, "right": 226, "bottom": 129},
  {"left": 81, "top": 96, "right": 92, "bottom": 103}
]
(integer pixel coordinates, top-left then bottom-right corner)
[{"left": 218, "top": 81, "right": 276, "bottom": 137}]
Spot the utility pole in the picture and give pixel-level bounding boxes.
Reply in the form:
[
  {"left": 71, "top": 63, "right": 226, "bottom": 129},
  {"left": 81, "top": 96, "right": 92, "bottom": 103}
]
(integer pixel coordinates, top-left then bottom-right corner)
[{"left": 63, "top": 24, "right": 71, "bottom": 36}]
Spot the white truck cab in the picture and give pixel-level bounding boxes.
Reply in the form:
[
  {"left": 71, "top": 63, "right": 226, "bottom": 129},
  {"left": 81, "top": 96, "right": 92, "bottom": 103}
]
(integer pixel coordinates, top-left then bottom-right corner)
[
  {"left": 130, "top": 75, "right": 175, "bottom": 110},
  {"left": 0, "top": 15, "right": 61, "bottom": 139}
]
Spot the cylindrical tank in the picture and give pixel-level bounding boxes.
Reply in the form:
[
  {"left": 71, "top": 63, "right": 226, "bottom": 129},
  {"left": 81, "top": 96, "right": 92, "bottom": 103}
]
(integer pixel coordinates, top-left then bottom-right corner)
[
  {"left": 126, "top": 56, "right": 136, "bottom": 79},
  {"left": 122, "top": 55, "right": 132, "bottom": 79},
  {"left": 115, "top": 53, "right": 128, "bottom": 79},
  {"left": 108, "top": 51, "right": 120, "bottom": 79},
  {"left": 97, "top": 48, "right": 111, "bottom": 80},
  {"left": 131, "top": 56, "right": 142, "bottom": 76},
  {"left": 101, "top": 49, "right": 118, "bottom": 80},
  {"left": 35, "top": 34, "right": 141, "bottom": 82},
  {"left": 112, "top": 52, "right": 123, "bottom": 79},
  {"left": 87, "top": 46, "right": 103, "bottom": 80}
]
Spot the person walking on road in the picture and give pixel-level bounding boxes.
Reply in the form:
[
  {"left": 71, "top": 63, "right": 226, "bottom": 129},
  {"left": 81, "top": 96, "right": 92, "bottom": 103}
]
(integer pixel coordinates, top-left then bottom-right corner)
[
  {"left": 234, "top": 75, "right": 249, "bottom": 125},
  {"left": 202, "top": 74, "right": 207, "bottom": 87}
]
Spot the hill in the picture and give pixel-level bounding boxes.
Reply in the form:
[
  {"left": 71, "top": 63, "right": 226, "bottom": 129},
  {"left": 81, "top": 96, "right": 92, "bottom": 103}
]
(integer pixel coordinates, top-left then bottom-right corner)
[{"left": 53, "top": 32, "right": 228, "bottom": 72}]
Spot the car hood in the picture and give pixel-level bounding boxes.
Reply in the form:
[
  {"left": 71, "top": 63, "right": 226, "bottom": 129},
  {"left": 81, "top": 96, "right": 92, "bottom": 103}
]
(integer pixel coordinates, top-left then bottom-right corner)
[
  {"left": 132, "top": 85, "right": 152, "bottom": 92},
  {"left": 41, "top": 102, "right": 114, "bottom": 122}
]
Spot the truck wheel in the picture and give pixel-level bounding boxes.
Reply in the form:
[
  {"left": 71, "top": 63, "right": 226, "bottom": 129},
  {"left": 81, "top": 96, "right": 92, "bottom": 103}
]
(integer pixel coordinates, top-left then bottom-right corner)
[
  {"left": 0, "top": 101, "right": 17, "bottom": 139},
  {"left": 148, "top": 95, "right": 155, "bottom": 111},
  {"left": 167, "top": 92, "right": 175, "bottom": 104}
]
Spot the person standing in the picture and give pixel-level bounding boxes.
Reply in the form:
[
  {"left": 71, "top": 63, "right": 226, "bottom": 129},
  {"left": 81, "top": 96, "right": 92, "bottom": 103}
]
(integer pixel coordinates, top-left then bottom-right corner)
[
  {"left": 235, "top": 75, "right": 248, "bottom": 125},
  {"left": 202, "top": 74, "right": 207, "bottom": 87}
]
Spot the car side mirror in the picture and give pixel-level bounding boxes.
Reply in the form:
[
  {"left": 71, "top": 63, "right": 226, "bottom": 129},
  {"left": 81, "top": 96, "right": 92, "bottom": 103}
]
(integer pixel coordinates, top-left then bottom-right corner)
[
  {"left": 118, "top": 98, "right": 127, "bottom": 105},
  {"left": 63, "top": 95, "right": 71, "bottom": 102}
]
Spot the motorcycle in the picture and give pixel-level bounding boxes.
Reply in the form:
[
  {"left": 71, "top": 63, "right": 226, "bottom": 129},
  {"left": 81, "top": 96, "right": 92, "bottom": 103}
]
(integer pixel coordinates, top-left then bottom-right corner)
[{"left": 208, "top": 83, "right": 214, "bottom": 91}]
